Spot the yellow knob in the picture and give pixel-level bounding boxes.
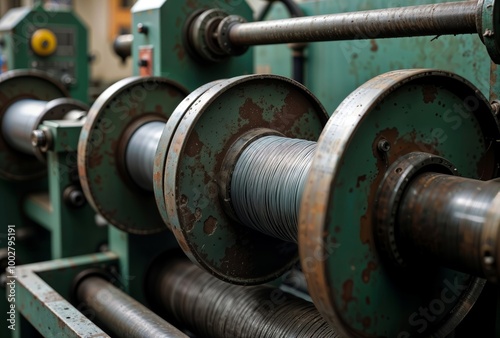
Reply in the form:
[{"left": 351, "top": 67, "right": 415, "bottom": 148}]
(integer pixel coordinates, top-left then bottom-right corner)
[{"left": 31, "top": 29, "right": 57, "bottom": 57}]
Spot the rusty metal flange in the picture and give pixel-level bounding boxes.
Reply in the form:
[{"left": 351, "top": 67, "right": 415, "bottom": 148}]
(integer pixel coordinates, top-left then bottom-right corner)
[
  {"left": 154, "top": 80, "right": 223, "bottom": 230},
  {"left": 0, "top": 69, "right": 69, "bottom": 181},
  {"left": 163, "top": 74, "right": 328, "bottom": 284},
  {"left": 78, "top": 77, "right": 188, "bottom": 234},
  {"left": 300, "top": 69, "right": 499, "bottom": 337}
]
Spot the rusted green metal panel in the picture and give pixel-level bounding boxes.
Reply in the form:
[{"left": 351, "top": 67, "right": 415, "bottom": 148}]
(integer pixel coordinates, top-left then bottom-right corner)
[
  {"left": 131, "top": 0, "right": 254, "bottom": 91},
  {"left": 256, "top": 0, "right": 494, "bottom": 114}
]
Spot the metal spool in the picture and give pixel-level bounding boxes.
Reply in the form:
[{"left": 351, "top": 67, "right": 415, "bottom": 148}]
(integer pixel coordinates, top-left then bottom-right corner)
[
  {"left": 147, "top": 256, "right": 339, "bottom": 338},
  {"left": 300, "top": 69, "right": 499, "bottom": 337},
  {"left": 0, "top": 70, "right": 70, "bottom": 181},
  {"left": 3, "top": 97, "right": 88, "bottom": 161},
  {"left": 78, "top": 77, "right": 188, "bottom": 234},
  {"left": 161, "top": 70, "right": 500, "bottom": 336},
  {"left": 159, "top": 74, "right": 328, "bottom": 284}
]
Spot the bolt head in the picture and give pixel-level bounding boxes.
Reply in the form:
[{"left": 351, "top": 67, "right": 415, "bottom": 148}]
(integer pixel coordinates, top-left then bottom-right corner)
[
  {"left": 378, "top": 139, "right": 391, "bottom": 153},
  {"left": 31, "top": 129, "right": 47, "bottom": 148},
  {"left": 137, "top": 23, "right": 148, "bottom": 35}
]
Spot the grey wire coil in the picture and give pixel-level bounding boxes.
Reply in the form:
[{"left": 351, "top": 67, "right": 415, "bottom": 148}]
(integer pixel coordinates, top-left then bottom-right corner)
[
  {"left": 154, "top": 259, "right": 338, "bottom": 338},
  {"left": 231, "top": 135, "right": 317, "bottom": 242}
]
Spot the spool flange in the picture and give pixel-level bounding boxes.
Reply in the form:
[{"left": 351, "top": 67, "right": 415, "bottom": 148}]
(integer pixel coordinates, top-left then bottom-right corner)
[
  {"left": 0, "top": 70, "right": 69, "bottom": 181},
  {"left": 78, "top": 77, "right": 188, "bottom": 234},
  {"left": 161, "top": 75, "right": 328, "bottom": 284},
  {"left": 300, "top": 69, "right": 499, "bottom": 337}
]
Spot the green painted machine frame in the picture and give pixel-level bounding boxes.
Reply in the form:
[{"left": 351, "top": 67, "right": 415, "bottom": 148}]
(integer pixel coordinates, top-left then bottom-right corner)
[
  {"left": 0, "top": 4, "right": 89, "bottom": 102},
  {"left": 0, "top": 119, "right": 107, "bottom": 337},
  {"left": 256, "top": 0, "right": 500, "bottom": 112},
  {"left": 2, "top": 0, "right": 500, "bottom": 337},
  {"left": 131, "top": 0, "right": 254, "bottom": 91}
]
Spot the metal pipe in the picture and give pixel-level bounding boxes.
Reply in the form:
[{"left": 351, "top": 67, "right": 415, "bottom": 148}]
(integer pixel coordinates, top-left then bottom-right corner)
[
  {"left": 2, "top": 99, "right": 48, "bottom": 155},
  {"left": 229, "top": 1, "right": 477, "bottom": 46},
  {"left": 398, "top": 173, "right": 500, "bottom": 283},
  {"left": 147, "top": 257, "right": 337, "bottom": 338},
  {"left": 125, "top": 121, "right": 165, "bottom": 191},
  {"left": 76, "top": 276, "right": 188, "bottom": 338}
]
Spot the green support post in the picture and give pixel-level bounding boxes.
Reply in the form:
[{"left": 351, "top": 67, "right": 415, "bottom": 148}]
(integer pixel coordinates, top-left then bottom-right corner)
[
  {"left": 108, "top": 226, "right": 179, "bottom": 303},
  {"left": 31, "top": 119, "right": 107, "bottom": 259}
]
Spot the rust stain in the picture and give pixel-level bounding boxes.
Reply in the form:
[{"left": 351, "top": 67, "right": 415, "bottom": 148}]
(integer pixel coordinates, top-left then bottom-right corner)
[
  {"left": 272, "top": 89, "right": 320, "bottom": 135},
  {"left": 365, "top": 296, "right": 371, "bottom": 305},
  {"left": 359, "top": 127, "right": 440, "bottom": 247},
  {"left": 341, "top": 279, "right": 357, "bottom": 311},
  {"left": 94, "top": 175, "right": 102, "bottom": 185},
  {"left": 179, "top": 194, "right": 197, "bottom": 233},
  {"left": 88, "top": 153, "right": 103, "bottom": 169},
  {"left": 173, "top": 43, "right": 185, "bottom": 61},
  {"left": 361, "top": 261, "right": 377, "bottom": 283},
  {"left": 203, "top": 216, "right": 218, "bottom": 235},
  {"left": 370, "top": 40, "right": 378, "bottom": 52},
  {"left": 186, "top": 0, "right": 197, "bottom": 9},
  {"left": 240, "top": 97, "right": 264, "bottom": 125},
  {"left": 153, "top": 170, "right": 162, "bottom": 186},
  {"left": 185, "top": 130, "right": 204, "bottom": 157},
  {"left": 422, "top": 85, "right": 438, "bottom": 104},
  {"left": 356, "top": 174, "right": 366, "bottom": 188}
]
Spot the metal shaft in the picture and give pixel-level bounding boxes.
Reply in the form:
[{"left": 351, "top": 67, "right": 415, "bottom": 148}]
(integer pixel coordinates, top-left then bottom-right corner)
[
  {"left": 147, "top": 258, "right": 338, "bottom": 338},
  {"left": 125, "top": 121, "right": 165, "bottom": 191},
  {"left": 228, "top": 1, "right": 477, "bottom": 46},
  {"left": 2, "top": 99, "right": 49, "bottom": 155},
  {"left": 398, "top": 173, "right": 500, "bottom": 283},
  {"left": 76, "top": 275, "right": 188, "bottom": 338}
]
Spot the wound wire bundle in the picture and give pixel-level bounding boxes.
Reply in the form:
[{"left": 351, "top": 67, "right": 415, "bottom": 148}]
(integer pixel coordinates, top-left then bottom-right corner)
[{"left": 230, "top": 135, "right": 317, "bottom": 242}]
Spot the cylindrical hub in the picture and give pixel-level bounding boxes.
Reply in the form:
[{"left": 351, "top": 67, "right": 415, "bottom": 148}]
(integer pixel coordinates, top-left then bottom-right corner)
[
  {"left": 147, "top": 258, "right": 337, "bottom": 338},
  {"left": 230, "top": 135, "right": 316, "bottom": 242},
  {"left": 125, "top": 121, "right": 165, "bottom": 191},
  {"left": 2, "top": 97, "right": 87, "bottom": 156},
  {"left": 398, "top": 173, "right": 500, "bottom": 283},
  {"left": 76, "top": 275, "right": 188, "bottom": 338},
  {"left": 2, "top": 100, "right": 49, "bottom": 155}
]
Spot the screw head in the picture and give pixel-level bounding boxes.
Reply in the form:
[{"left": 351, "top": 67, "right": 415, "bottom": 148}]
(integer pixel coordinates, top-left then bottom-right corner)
[
  {"left": 31, "top": 129, "right": 47, "bottom": 148},
  {"left": 137, "top": 23, "right": 149, "bottom": 35},
  {"left": 63, "top": 186, "right": 86, "bottom": 208},
  {"left": 378, "top": 139, "right": 391, "bottom": 153}
]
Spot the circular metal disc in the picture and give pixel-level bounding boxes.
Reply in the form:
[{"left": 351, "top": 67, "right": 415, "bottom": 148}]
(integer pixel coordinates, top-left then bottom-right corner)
[
  {"left": 78, "top": 77, "right": 188, "bottom": 234},
  {"left": 300, "top": 69, "right": 499, "bottom": 337},
  {"left": 165, "top": 74, "right": 329, "bottom": 284},
  {"left": 0, "top": 69, "right": 69, "bottom": 181},
  {"left": 154, "top": 80, "right": 223, "bottom": 229}
]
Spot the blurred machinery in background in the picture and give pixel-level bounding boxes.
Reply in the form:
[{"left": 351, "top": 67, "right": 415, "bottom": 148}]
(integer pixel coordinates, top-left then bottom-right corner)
[
  {"left": 0, "top": 2, "right": 89, "bottom": 101},
  {"left": 1, "top": 0, "right": 500, "bottom": 337}
]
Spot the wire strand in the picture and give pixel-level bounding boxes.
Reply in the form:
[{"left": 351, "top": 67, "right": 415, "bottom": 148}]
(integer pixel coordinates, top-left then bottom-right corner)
[{"left": 231, "top": 136, "right": 316, "bottom": 242}]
